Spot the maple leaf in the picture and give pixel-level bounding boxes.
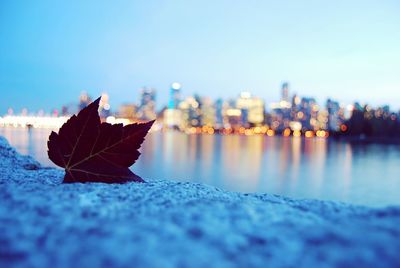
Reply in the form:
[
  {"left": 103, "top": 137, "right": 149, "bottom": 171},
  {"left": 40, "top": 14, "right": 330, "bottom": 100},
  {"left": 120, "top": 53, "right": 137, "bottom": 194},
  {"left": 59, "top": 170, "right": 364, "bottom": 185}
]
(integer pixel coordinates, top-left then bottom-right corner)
[{"left": 47, "top": 97, "right": 154, "bottom": 183}]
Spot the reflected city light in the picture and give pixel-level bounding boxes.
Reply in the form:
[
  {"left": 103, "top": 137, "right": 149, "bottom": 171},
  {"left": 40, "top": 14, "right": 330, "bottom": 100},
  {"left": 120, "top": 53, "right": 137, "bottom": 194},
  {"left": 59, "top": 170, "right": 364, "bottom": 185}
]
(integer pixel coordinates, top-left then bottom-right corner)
[{"left": 1, "top": 126, "right": 400, "bottom": 206}]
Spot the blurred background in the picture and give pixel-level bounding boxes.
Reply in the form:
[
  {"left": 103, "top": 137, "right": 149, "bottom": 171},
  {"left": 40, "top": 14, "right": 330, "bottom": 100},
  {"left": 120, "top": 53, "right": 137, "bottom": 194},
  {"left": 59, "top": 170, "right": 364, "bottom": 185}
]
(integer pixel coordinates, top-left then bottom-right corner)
[{"left": 1, "top": 0, "right": 400, "bottom": 206}]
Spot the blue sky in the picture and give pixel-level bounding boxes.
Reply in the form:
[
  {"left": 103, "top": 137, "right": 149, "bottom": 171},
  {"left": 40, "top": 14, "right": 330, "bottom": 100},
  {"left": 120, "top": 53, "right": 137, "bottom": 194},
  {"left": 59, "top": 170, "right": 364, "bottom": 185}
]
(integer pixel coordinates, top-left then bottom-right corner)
[{"left": 0, "top": 0, "right": 399, "bottom": 114}]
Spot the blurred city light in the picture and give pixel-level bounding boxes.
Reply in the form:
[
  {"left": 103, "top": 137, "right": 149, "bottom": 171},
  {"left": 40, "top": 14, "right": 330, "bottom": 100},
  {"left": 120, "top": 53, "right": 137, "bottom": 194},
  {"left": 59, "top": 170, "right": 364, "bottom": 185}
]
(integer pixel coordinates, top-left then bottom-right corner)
[{"left": 2, "top": 82, "right": 399, "bottom": 140}]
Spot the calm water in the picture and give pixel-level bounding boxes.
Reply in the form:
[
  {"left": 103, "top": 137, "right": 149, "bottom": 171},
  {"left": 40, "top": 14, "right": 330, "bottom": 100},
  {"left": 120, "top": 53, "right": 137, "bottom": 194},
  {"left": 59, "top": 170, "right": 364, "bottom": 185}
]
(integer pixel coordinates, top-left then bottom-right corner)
[{"left": 1, "top": 127, "right": 400, "bottom": 207}]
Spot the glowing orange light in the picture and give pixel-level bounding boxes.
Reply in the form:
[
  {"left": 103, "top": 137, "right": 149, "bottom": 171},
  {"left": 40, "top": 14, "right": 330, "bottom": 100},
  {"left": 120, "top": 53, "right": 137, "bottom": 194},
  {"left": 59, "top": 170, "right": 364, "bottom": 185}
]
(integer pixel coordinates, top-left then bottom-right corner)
[
  {"left": 305, "top": 131, "right": 314, "bottom": 138},
  {"left": 316, "top": 130, "right": 328, "bottom": 138},
  {"left": 283, "top": 128, "right": 291, "bottom": 137},
  {"left": 245, "top": 129, "right": 253, "bottom": 136},
  {"left": 261, "top": 126, "right": 268, "bottom": 134},
  {"left": 293, "top": 130, "right": 301, "bottom": 137},
  {"left": 190, "top": 127, "right": 196, "bottom": 134},
  {"left": 340, "top": 124, "right": 348, "bottom": 132},
  {"left": 266, "top": 129, "right": 275, "bottom": 137}
]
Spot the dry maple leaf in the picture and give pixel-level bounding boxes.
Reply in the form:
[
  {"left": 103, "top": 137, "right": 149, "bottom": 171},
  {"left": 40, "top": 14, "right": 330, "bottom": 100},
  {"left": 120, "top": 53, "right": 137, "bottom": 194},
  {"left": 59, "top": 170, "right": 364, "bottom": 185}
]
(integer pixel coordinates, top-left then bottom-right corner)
[{"left": 47, "top": 97, "right": 154, "bottom": 183}]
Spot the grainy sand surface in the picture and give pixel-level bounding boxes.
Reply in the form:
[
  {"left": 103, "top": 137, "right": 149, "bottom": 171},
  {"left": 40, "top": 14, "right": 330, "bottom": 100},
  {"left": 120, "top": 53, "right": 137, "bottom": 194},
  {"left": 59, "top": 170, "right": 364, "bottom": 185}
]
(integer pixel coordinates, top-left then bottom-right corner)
[{"left": 0, "top": 137, "right": 399, "bottom": 268}]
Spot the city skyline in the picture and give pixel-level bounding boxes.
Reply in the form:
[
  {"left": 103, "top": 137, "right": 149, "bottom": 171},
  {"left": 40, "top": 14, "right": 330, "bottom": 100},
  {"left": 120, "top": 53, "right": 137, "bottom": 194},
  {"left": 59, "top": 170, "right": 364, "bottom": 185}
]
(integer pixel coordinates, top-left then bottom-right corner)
[
  {"left": 2, "top": 83, "right": 397, "bottom": 116},
  {"left": 1, "top": 1, "right": 400, "bottom": 114},
  {"left": 3, "top": 84, "right": 399, "bottom": 141}
]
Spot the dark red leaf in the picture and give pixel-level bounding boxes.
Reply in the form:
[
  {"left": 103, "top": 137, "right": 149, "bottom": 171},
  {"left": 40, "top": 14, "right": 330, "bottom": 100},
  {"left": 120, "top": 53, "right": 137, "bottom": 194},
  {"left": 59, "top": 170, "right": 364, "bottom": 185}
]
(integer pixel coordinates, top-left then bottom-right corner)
[{"left": 47, "top": 97, "right": 154, "bottom": 183}]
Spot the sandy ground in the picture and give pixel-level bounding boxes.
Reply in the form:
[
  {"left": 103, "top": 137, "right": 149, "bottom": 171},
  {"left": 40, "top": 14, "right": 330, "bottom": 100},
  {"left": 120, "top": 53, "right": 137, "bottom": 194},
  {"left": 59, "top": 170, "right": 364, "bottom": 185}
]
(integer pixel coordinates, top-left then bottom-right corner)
[{"left": 0, "top": 136, "right": 399, "bottom": 268}]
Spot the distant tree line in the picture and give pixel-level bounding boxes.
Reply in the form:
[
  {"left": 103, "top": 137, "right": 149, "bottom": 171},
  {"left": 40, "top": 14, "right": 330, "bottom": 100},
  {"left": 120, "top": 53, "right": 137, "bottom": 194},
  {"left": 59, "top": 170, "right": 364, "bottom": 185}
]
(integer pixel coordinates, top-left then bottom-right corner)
[{"left": 338, "top": 104, "right": 400, "bottom": 139}]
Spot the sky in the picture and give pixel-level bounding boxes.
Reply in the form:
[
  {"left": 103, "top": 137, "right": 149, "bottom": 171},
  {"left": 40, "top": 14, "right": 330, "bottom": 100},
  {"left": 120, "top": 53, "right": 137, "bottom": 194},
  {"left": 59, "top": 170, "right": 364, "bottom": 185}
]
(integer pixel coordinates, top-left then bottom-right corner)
[{"left": 0, "top": 0, "right": 400, "bottom": 114}]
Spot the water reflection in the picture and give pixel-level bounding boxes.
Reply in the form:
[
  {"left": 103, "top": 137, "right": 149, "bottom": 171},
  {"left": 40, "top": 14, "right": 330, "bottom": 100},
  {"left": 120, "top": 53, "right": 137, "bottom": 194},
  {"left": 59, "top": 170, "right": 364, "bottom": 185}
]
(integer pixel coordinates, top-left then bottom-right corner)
[{"left": 1, "top": 127, "right": 400, "bottom": 207}]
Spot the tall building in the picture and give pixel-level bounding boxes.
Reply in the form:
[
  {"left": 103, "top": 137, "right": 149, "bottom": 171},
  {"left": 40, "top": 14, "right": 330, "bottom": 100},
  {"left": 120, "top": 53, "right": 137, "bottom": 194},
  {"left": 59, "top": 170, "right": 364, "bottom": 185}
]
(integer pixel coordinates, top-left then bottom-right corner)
[
  {"left": 269, "top": 83, "right": 293, "bottom": 131},
  {"left": 137, "top": 87, "right": 156, "bottom": 121},
  {"left": 326, "top": 99, "right": 342, "bottom": 131},
  {"left": 236, "top": 92, "right": 252, "bottom": 127},
  {"left": 165, "top": 82, "right": 183, "bottom": 128},
  {"left": 281, "top": 82, "right": 289, "bottom": 102},
  {"left": 78, "top": 91, "right": 91, "bottom": 111},
  {"left": 291, "top": 94, "right": 300, "bottom": 109},
  {"left": 140, "top": 87, "right": 156, "bottom": 107},
  {"left": 236, "top": 92, "right": 265, "bottom": 127},
  {"left": 215, "top": 98, "right": 224, "bottom": 128},
  {"left": 299, "top": 97, "right": 318, "bottom": 130},
  {"left": 248, "top": 98, "right": 265, "bottom": 126},
  {"left": 270, "top": 83, "right": 292, "bottom": 129},
  {"left": 179, "top": 96, "right": 201, "bottom": 128},
  {"left": 225, "top": 101, "right": 242, "bottom": 129},
  {"left": 99, "top": 93, "right": 111, "bottom": 119},
  {"left": 168, "top": 82, "right": 182, "bottom": 109},
  {"left": 201, "top": 97, "right": 215, "bottom": 127}
]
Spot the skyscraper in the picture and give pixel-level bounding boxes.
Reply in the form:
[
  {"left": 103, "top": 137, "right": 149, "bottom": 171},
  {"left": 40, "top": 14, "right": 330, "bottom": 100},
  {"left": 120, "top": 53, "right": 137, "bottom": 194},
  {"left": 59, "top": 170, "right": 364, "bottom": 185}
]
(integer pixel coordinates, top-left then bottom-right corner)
[
  {"left": 137, "top": 87, "right": 156, "bottom": 121},
  {"left": 140, "top": 87, "right": 156, "bottom": 107},
  {"left": 326, "top": 99, "right": 344, "bottom": 131},
  {"left": 236, "top": 92, "right": 265, "bottom": 127},
  {"left": 281, "top": 82, "right": 289, "bottom": 102},
  {"left": 165, "top": 82, "right": 183, "bottom": 128},
  {"left": 78, "top": 91, "right": 91, "bottom": 111},
  {"left": 215, "top": 98, "right": 224, "bottom": 128},
  {"left": 99, "top": 93, "right": 111, "bottom": 119},
  {"left": 168, "top": 82, "right": 182, "bottom": 109},
  {"left": 179, "top": 96, "right": 202, "bottom": 128},
  {"left": 299, "top": 97, "right": 317, "bottom": 130}
]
